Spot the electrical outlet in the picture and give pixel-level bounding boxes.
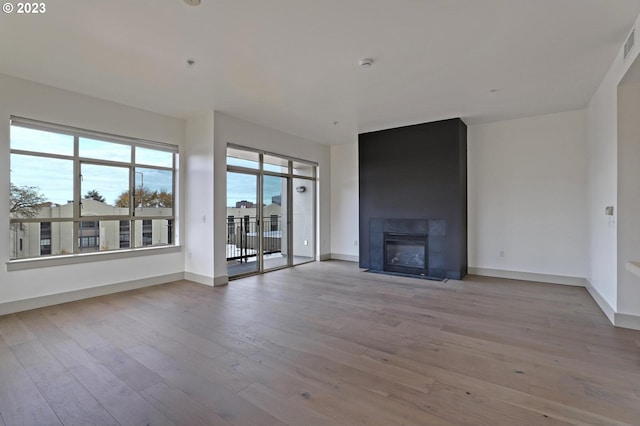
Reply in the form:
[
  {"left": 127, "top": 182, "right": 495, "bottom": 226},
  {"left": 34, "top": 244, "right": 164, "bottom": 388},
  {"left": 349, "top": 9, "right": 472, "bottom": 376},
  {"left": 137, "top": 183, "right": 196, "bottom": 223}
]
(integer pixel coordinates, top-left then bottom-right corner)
[{"left": 304, "top": 240, "right": 308, "bottom": 246}]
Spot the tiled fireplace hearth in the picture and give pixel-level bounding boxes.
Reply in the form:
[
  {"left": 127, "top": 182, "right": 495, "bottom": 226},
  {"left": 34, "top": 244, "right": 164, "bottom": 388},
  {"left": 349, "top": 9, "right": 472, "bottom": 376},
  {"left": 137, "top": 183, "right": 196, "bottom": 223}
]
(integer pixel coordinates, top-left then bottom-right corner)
[{"left": 369, "top": 218, "right": 446, "bottom": 279}]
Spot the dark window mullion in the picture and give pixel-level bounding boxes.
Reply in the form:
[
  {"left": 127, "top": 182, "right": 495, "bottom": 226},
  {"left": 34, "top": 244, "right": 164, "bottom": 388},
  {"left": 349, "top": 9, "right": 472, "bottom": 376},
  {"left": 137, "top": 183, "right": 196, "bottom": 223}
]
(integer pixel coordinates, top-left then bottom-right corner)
[{"left": 73, "top": 135, "right": 80, "bottom": 254}]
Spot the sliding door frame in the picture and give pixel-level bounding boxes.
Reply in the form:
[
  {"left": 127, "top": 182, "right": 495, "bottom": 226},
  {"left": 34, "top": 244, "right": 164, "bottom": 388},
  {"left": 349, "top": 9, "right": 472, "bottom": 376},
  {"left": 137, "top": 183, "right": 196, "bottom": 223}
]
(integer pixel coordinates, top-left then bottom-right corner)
[{"left": 226, "top": 144, "right": 317, "bottom": 278}]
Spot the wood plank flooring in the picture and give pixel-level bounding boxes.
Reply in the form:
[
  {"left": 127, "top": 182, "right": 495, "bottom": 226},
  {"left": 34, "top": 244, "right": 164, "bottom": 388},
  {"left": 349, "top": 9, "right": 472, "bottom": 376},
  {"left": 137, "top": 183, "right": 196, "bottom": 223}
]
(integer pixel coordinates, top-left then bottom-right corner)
[{"left": 1, "top": 260, "right": 639, "bottom": 425}]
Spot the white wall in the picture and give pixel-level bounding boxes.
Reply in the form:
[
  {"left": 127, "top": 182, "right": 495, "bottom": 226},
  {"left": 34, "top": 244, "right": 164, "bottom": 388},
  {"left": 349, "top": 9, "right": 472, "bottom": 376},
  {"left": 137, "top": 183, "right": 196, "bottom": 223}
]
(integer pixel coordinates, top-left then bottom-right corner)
[
  {"left": 0, "top": 74, "right": 185, "bottom": 305},
  {"left": 213, "top": 112, "right": 331, "bottom": 278},
  {"left": 468, "top": 110, "right": 587, "bottom": 279},
  {"left": 585, "top": 14, "right": 640, "bottom": 321},
  {"left": 586, "top": 53, "right": 624, "bottom": 311},
  {"left": 330, "top": 142, "right": 359, "bottom": 261},
  {"left": 292, "top": 177, "right": 315, "bottom": 258},
  {"left": 184, "top": 111, "right": 215, "bottom": 284},
  {"left": 617, "top": 63, "right": 640, "bottom": 318}
]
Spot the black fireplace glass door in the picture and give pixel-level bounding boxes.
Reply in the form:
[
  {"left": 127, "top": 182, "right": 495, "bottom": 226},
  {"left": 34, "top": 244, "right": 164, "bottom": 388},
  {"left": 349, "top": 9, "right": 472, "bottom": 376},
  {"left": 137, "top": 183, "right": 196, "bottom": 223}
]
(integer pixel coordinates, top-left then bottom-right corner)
[
  {"left": 386, "top": 242, "right": 426, "bottom": 268},
  {"left": 384, "top": 233, "right": 428, "bottom": 274}
]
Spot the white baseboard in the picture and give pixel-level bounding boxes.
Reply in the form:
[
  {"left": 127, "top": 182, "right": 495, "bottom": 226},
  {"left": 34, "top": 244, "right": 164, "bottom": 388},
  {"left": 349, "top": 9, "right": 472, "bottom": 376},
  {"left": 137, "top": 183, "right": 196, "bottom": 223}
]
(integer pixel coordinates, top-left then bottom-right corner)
[
  {"left": 184, "top": 272, "right": 228, "bottom": 287},
  {"left": 584, "top": 281, "right": 616, "bottom": 325},
  {"left": 468, "top": 267, "right": 587, "bottom": 287},
  {"left": 615, "top": 312, "right": 640, "bottom": 330},
  {"left": 184, "top": 272, "right": 214, "bottom": 286},
  {"left": 0, "top": 272, "right": 184, "bottom": 317},
  {"left": 214, "top": 275, "right": 229, "bottom": 287},
  {"left": 330, "top": 253, "right": 359, "bottom": 262}
]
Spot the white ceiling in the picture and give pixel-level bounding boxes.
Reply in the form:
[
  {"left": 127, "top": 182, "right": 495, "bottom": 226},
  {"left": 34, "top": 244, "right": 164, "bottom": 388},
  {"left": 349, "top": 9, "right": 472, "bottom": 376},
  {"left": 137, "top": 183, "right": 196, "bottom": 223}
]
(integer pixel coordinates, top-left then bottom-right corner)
[{"left": 1, "top": 0, "right": 639, "bottom": 144}]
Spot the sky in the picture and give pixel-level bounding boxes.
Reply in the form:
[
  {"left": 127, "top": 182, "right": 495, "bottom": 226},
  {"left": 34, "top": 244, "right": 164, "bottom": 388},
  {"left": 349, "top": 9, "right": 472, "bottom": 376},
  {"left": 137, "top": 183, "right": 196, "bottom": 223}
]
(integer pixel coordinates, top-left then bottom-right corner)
[
  {"left": 10, "top": 126, "right": 173, "bottom": 206},
  {"left": 227, "top": 172, "right": 283, "bottom": 207}
]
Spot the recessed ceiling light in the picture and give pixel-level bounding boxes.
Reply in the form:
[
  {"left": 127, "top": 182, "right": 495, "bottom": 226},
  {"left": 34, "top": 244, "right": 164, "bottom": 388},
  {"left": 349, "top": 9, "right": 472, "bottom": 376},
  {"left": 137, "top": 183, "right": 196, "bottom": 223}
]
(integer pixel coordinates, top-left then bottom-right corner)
[
  {"left": 359, "top": 58, "right": 374, "bottom": 68},
  {"left": 184, "top": 0, "right": 201, "bottom": 6}
]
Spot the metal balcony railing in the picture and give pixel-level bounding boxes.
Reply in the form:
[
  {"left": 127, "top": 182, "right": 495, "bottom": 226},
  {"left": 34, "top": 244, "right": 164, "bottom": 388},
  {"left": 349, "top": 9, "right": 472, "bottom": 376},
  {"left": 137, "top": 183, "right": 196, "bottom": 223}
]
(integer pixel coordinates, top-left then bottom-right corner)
[{"left": 226, "top": 216, "right": 282, "bottom": 262}]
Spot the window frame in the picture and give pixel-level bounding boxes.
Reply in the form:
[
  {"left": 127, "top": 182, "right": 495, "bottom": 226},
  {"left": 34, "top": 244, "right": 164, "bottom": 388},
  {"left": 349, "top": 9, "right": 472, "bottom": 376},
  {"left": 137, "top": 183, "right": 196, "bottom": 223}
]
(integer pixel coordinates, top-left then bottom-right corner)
[{"left": 8, "top": 116, "right": 178, "bottom": 262}]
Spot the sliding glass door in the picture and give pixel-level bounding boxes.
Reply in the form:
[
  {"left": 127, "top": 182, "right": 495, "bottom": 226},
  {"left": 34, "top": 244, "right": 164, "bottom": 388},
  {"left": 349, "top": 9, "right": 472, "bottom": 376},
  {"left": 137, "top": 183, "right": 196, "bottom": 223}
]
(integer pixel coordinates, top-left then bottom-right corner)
[
  {"left": 262, "top": 174, "right": 288, "bottom": 270},
  {"left": 226, "top": 146, "right": 316, "bottom": 278},
  {"left": 226, "top": 171, "right": 259, "bottom": 276}
]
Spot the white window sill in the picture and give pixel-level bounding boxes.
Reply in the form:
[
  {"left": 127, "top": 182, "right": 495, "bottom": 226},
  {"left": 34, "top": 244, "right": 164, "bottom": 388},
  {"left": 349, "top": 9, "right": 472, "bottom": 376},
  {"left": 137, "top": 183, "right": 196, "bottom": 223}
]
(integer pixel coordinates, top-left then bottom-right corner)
[{"left": 6, "top": 245, "right": 182, "bottom": 272}]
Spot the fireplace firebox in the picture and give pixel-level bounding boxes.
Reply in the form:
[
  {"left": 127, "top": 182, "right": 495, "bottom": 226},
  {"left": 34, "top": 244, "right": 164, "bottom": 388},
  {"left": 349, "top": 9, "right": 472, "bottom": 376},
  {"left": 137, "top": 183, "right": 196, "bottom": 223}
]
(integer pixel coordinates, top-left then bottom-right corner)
[{"left": 384, "top": 233, "right": 428, "bottom": 275}]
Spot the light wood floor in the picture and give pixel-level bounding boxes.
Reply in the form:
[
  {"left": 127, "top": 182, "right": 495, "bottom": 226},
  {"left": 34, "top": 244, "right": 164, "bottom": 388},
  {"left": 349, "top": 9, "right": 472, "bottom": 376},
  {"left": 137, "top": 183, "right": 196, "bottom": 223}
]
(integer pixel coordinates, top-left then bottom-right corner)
[{"left": 1, "top": 261, "right": 639, "bottom": 425}]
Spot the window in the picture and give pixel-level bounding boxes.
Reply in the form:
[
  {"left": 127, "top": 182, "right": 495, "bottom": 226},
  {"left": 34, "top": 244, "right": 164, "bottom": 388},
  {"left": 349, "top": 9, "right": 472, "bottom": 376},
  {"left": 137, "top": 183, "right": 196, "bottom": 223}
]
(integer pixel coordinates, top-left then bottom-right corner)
[
  {"left": 40, "top": 222, "right": 51, "bottom": 255},
  {"left": 119, "top": 220, "right": 130, "bottom": 248},
  {"left": 79, "top": 236, "right": 99, "bottom": 250},
  {"left": 80, "top": 220, "right": 98, "bottom": 229},
  {"left": 227, "top": 147, "right": 259, "bottom": 169},
  {"left": 142, "top": 219, "right": 153, "bottom": 247},
  {"left": 9, "top": 117, "right": 178, "bottom": 260},
  {"left": 77, "top": 220, "right": 99, "bottom": 253}
]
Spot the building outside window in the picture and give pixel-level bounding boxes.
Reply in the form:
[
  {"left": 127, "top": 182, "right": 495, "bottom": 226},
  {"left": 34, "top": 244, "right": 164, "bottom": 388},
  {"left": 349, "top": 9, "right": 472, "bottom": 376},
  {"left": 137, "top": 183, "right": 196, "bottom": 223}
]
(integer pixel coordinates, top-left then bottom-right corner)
[{"left": 227, "top": 215, "right": 235, "bottom": 238}]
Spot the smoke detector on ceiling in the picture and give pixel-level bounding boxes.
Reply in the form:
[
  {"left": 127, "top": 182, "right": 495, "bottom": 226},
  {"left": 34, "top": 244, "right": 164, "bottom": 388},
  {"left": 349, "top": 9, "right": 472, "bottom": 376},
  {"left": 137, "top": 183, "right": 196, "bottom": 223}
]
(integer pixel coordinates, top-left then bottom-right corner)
[
  {"left": 184, "top": 0, "right": 201, "bottom": 6},
  {"left": 359, "top": 58, "right": 374, "bottom": 68}
]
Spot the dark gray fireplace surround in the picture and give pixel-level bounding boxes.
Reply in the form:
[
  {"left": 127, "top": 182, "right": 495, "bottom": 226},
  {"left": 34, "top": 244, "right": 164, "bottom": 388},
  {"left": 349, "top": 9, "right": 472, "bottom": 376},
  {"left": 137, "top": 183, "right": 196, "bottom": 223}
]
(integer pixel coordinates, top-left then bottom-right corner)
[{"left": 359, "top": 118, "right": 467, "bottom": 280}]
